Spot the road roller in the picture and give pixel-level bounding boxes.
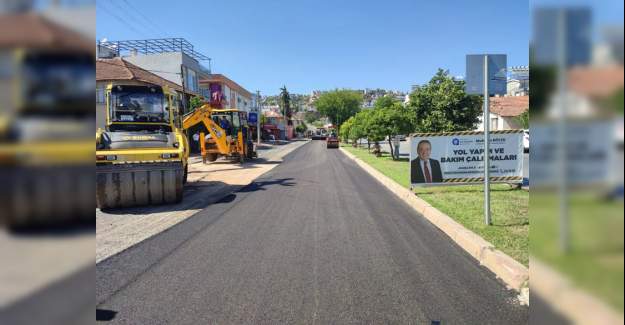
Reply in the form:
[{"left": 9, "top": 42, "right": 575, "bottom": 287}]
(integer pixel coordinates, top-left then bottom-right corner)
[
  {"left": 96, "top": 84, "right": 189, "bottom": 209},
  {"left": 0, "top": 45, "right": 94, "bottom": 228}
]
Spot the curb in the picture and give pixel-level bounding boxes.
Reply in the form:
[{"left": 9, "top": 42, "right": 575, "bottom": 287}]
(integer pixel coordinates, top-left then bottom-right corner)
[
  {"left": 339, "top": 147, "right": 529, "bottom": 301},
  {"left": 531, "top": 257, "right": 623, "bottom": 325}
]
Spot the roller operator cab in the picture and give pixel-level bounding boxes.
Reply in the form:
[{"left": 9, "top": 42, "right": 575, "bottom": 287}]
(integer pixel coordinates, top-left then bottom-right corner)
[
  {"left": 0, "top": 49, "right": 94, "bottom": 228},
  {"left": 96, "top": 84, "right": 189, "bottom": 209}
]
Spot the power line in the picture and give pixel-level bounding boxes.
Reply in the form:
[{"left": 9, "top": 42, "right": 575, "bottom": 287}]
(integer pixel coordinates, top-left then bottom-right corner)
[
  {"left": 120, "top": 0, "right": 169, "bottom": 37},
  {"left": 103, "top": 0, "right": 156, "bottom": 38},
  {"left": 97, "top": 1, "right": 149, "bottom": 38}
]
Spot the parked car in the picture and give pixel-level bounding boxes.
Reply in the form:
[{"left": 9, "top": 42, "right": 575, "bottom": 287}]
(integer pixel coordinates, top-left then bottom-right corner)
[{"left": 523, "top": 129, "right": 529, "bottom": 153}]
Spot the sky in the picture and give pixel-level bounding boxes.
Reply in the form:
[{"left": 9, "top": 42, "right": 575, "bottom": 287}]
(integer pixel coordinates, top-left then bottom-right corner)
[{"left": 95, "top": 0, "right": 532, "bottom": 95}]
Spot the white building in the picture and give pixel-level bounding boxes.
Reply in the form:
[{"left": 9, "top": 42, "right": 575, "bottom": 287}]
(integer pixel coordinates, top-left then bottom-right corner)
[
  {"left": 476, "top": 96, "right": 529, "bottom": 131},
  {"left": 97, "top": 38, "right": 210, "bottom": 113}
]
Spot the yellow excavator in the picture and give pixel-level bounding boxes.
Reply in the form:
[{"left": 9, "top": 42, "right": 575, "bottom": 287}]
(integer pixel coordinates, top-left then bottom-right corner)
[
  {"left": 182, "top": 104, "right": 256, "bottom": 163},
  {"left": 96, "top": 84, "right": 189, "bottom": 209}
]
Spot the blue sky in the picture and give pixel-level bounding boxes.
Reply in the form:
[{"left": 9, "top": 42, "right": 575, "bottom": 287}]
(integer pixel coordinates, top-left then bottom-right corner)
[{"left": 96, "top": 0, "right": 530, "bottom": 95}]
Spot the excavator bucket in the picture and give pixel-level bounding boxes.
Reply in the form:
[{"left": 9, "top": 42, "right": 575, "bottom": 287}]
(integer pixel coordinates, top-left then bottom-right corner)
[{"left": 96, "top": 162, "right": 183, "bottom": 209}]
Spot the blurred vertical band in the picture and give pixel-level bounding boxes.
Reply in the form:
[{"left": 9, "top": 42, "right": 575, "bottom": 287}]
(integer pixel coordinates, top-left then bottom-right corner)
[
  {"left": 531, "top": 1, "right": 624, "bottom": 324},
  {"left": 0, "top": 2, "right": 95, "bottom": 325}
]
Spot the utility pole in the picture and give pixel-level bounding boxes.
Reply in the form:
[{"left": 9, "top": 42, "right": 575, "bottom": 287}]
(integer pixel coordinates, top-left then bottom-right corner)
[
  {"left": 256, "top": 90, "right": 261, "bottom": 145},
  {"left": 557, "top": 9, "right": 569, "bottom": 252}
]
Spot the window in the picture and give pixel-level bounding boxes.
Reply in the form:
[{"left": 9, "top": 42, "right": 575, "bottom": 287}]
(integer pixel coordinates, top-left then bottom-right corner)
[
  {"left": 0, "top": 51, "right": 14, "bottom": 78},
  {"left": 96, "top": 86, "right": 105, "bottom": 103},
  {"left": 490, "top": 117, "right": 498, "bottom": 130},
  {"left": 184, "top": 67, "right": 198, "bottom": 92}
]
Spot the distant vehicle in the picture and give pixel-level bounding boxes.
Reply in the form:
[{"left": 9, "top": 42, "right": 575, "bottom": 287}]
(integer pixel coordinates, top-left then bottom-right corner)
[
  {"left": 385, "top": 135, "right": 406, "bottom": 141},
  {"left": 523, "top": 129, "right": 529, "bottom": 153},
  {"left": 326, "top": 134, "right": 339, "bottom": 149},
  {"left": 312, "top": 128, "right": 327, "bottom": 140}
]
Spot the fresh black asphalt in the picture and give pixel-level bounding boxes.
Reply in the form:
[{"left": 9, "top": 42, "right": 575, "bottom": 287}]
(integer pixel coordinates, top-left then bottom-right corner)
[{"left": 96, "top": 140, "right": 529, "bottom": 324}]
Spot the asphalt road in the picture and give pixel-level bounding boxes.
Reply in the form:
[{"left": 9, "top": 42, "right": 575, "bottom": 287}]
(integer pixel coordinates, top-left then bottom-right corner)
[{"left": 97, "top": 140, "right": 528, "bottom": 324}]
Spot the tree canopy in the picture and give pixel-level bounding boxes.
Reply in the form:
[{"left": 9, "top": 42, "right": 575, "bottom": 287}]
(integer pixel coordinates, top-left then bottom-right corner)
[
  {"left": 407, "top": 69, "right": 482, "bottom": 132},
  {"left": 279, "top": 86, "right": 292, "bottom": 126},
  {"left": 189, "top": 96, "right": 205, "bottom": 111},
  {"left": 314, "top": 89, "right": 362, "bottom": 127}
]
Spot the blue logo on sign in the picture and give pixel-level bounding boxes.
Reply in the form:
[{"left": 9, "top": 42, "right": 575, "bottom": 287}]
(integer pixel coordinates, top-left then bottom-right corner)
[
  {"left": 452, "top": 138, "right": 460, "bottom": 145},
  {"left": 248, "top": 112, "right": 257, "bottom": 123}
]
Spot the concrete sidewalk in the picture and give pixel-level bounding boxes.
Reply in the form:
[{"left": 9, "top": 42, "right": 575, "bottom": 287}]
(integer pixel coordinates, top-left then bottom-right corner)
[{"left": 96, "top": 140, "right": 308, "bottom": 263}]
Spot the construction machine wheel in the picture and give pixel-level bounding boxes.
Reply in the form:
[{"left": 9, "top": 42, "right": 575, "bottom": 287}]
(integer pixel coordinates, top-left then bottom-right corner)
[
  {"left": 246, "top": 141, "right": 256, "bottom": 159},
  {"left": 183, "top": 164, "right": 188, "bottom": 184},
  {"left": 206, "top": 153, "right": 218, "bottom": 162},
  {"left": 96, "top": 162, "right": 184, "bottom": 210},
  {"left": 2, "top": 166, "right": 93, "bottom": 228}
]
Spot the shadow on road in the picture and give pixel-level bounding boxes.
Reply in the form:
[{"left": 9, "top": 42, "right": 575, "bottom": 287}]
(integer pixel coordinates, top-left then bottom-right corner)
[
  {"left": 238, "top": 178, "right": 296, "bottom": 193},
  {"left": 99, "top": 177, "right": 297, "bottom": 216},
  {"left": 8, "top": 222, "right": 95, "bottom": 237},
  {"left": 96, "top": 309, "right": 117, "bottom": 322},
  {"left": 99, "top": 180, "right": 234, "bottom": 215}
]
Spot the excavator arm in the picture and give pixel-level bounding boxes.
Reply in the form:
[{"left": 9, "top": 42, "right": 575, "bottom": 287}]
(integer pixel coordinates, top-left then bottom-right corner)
[{"left": 182, "top": 104, "right": 230, "bottom": 155}]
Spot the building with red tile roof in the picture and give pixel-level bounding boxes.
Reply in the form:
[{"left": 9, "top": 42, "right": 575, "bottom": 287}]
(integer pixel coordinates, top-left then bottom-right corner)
[{"left": 476, "top": 95, "right": 529, "bottom": 131}]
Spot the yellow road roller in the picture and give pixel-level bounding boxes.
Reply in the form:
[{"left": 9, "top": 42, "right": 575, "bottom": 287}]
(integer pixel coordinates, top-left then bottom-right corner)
[
  {"left": 0, "top": 47, "right": 94, "bottom": 228},
  {"left": 96, "top": 84, "right": 189, "bottom": 209}
]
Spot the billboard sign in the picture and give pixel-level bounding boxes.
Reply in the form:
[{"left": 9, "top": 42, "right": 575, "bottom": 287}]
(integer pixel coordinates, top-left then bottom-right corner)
[
  {"left": 465, "top": 54, "right": 507, "bottom": 96},
  {"left": 248, "top": 112, "right": 258, "bottom": 124},
  {"left": 409, "top": 130, "right": 524, "bottom": 185},
  {"left": 531, "top": 120, "right": 615, "bottom": 187}
]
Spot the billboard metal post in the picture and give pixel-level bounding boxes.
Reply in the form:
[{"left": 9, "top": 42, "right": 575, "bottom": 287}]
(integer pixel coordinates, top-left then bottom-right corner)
[
  {"left": 557, "top": 9, "right": 569, "bottom": 253},
  {"left": 483, "top": 55, "right": 491, "bottom": 225}
]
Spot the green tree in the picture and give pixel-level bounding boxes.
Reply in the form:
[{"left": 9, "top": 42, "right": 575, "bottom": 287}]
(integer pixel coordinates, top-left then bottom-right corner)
[
  {"left": 295, "top": 123, "right": 307, "bottom": 134},
  {"left": 189, "top": 96, "right": 205, "bottom": 111},
  {"left": 528, "top": 47, "right": 556, "bottom": 118},
  {"left": 373, "top": 95, "right": 398, "bottom": 110},
  {"left": 348, "top": 110, "right": 370, "bottom": 148},
  {"left": 279, "top": 86, "right": 292, "bottom": 126},
  {"left": 604, "top": 88, "right": 624, "bottom": 115},
  {"left": 515, "top": 110, "right": 530, "bottom": 129},
  {"left": 312, "top": 120, "right": 324, "bottom": 128},
  {"left": 304, "top": 111, "right": 320, "bottom": 123},
  {"left": 314, "top": 89, "right": 362, "bottom": 127},
  {"left": 366, "top": 103, "right": 416, "bottom": 160},
  {"left": 407, "top": 69, "right": 482, "bottom": 132},
  {"left": 339, "top": 117, "right": 354, "bottom": 143}
]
